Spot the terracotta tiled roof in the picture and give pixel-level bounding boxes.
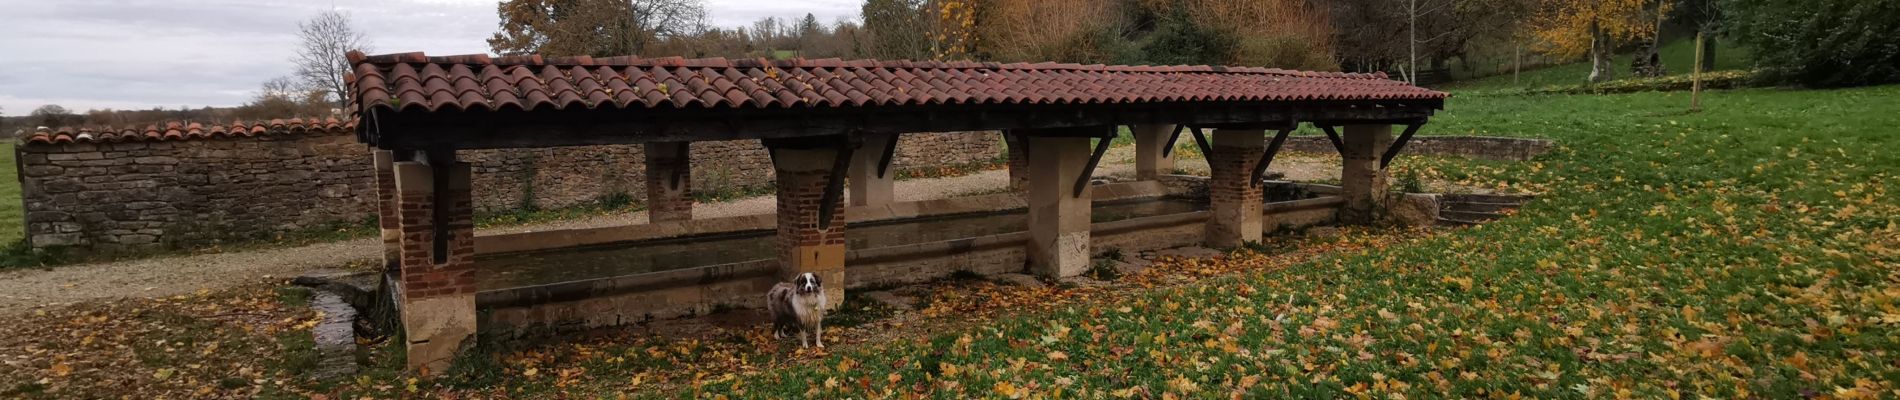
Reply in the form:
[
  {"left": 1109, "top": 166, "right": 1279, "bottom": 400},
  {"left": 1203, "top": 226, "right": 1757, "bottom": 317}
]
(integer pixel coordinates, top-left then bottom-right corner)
[
  {"left": 347, "top": 51, "right": 1447, "bottom": 116},
  {"left": 20, "top": 117, "right": 355, "bottom": 145}
]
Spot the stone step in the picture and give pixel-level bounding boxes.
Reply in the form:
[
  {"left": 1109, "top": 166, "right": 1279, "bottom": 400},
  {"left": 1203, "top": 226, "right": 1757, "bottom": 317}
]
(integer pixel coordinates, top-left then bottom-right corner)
[
  {"left": 1442, "top": 201, "right": 1520, "bottom": 213},
  {"left": 1440, "top": 193, "right": 1534, "bottom": 205},
  {"left": 1440, "top": 210, "right": 1505, "bottom": 222}
]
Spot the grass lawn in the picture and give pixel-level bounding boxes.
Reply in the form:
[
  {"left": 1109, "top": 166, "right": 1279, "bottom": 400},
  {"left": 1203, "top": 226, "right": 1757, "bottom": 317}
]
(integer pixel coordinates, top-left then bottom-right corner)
[
  {"left": 1441, "top": 39, "right": 1754, "bottom": 92},
  {"left": 694, "top": 86, "right": 1897, "bottom": 397}
]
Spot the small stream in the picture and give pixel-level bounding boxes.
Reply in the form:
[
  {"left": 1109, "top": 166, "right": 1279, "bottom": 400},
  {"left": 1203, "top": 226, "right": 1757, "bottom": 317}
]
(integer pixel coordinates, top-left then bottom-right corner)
[{"left": 476, "top": 198, "right": 1206, "bottom": 290}]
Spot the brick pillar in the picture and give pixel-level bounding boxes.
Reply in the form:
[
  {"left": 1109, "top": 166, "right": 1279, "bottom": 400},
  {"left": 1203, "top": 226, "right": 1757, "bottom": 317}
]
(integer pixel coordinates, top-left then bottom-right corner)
[
  {"left": 1132, "top": 124, "right": 1177, "bottom": 180},
  {"left": 847, "top": 133, "right": 897, "bottom": 207},
  {"left": 373, "top": 150, "right": 400, "bottom": 271},
  {"left": 645, "top": 142, "right": 693, "bottom": 222},
  {"left": 1024, "top": 134, "right": 1092, "bottom": 278},
  {"left": 1205, "top": 129, "right": 1265, "bottom": 248},
  {"left": 770, "top": 146, "right": 847, "bottom": 304},
  {"left": 1340, "top": 124, "right": 1393, "bottom": 224},
  {"left": 1004, "top": 131, "right": 1029, "bottom": 191},
  {"left": 392, "top": 156, "right": 477, "bottom": 375}
]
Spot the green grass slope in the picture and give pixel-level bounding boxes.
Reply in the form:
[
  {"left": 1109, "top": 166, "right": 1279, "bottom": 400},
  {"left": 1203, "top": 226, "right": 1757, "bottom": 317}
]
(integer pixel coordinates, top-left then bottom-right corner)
[
  {"left": 702, "top": 86, "right": 1900, "bottom": 398},
  {"left": 1443, "top": 39, "right": 1754, "bottom": 92},
  {"left": 0, "top": 143, "right": 19, "bottom": 245}
]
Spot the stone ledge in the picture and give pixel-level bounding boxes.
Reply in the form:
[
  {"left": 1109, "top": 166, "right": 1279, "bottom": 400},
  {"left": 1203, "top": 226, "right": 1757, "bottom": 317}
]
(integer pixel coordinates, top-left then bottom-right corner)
[{"left": 1281, "top": 135, "right": 1555, "bottom": 161}]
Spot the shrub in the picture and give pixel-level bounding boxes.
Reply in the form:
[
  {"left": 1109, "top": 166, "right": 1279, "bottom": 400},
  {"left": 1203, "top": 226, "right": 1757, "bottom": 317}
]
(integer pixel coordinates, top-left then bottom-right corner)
[{"left": 1723, "top": 0, "right": 1900, "bottom": 87}]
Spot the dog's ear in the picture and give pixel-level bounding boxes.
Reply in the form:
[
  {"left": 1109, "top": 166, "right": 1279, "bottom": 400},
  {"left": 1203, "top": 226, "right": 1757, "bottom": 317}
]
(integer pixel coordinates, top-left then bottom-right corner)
[{"left": 810, "top": 273, "right": 822, "bottom": 286}]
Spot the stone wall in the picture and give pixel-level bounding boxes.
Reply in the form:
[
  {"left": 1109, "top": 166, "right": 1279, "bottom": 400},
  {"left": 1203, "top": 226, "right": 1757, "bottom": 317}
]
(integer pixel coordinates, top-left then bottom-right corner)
[
  {"left": 1281, "top": 135, "right": 1555, "bottom": 161},
  {"left": 17, "top": 131, "right": 1002, "bottom": 252},
  {"left": 19, "top": 134, "right": 377, "bottom": 252}
]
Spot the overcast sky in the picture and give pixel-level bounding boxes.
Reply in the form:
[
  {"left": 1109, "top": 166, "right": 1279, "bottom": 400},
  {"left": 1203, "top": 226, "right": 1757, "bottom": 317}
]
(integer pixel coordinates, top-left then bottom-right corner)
[{"left": 0, "top": 0, "right": 860, "bottom": 114}]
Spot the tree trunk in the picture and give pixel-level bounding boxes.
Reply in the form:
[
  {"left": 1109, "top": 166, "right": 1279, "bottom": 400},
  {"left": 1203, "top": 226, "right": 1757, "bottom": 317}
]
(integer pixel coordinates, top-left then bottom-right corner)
[
  {"left": 1588, "top": 20, "right": 1613, "bottom": 84},
  {"left": 1698, "top": 33, "right": 1718, "bottom": 72}
]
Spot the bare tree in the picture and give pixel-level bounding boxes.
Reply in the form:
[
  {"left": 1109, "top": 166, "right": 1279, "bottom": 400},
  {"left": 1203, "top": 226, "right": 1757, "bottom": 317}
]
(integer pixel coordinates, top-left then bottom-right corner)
[
  {"left": 294, "top": 11, "right": 371, "bottom": 109},
  {"left": 489, "top": 0, "right": 706, "bottom": 57},
  {"left": 30, "top": 105, "right": 77, "bottom": 128}
]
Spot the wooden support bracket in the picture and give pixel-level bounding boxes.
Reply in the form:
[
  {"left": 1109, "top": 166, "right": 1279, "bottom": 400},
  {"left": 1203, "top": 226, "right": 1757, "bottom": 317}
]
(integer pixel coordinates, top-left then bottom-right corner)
[
  {"left": 1318, "top": 125, "right": 1346, "bottom": 157},
  {"left": 1188, "top": 127, "right": 1213, "bottom": 162},
  {"left": 1161, "top": 124, "right": 1185, "bottom": 158},
  {"left": 1380, "top": 122, "right": 1424, "bottom": 169},
  {"left": 875, "top": 133, "right": 900, "bottom": 179},
  {"left": 818, "top": 141, "right": 855, "bottom": 230},
  {"left": 668, "top": 143, "right": 689, "bottom": 191},
  {"left": 1073, "top": 128, "right": 1116, "bottom": 198},
  {"left": 1251, "top": 128, "right": 1293, "bottom": 186}
]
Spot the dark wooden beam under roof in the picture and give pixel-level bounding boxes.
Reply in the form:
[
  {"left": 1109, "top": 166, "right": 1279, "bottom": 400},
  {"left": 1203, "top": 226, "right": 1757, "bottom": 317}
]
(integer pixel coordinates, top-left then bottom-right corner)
[{"left": 362, "top": 99, "right": 1439, "bottom": 151}]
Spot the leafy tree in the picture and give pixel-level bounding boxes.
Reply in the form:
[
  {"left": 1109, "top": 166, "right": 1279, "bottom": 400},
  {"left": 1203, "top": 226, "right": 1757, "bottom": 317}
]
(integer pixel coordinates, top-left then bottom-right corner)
[
  {"left": 488, "top": 0, "right": 707, "bottom": 57},
  {"left": 1141, "top": 9, "right": 1232, "bottom": 65},
  {"left": 860, "top": 0, "right": 934, "bottom": 59},
  {"left": 293, "top": 11, "right": 371, "bottom": 109},
  {"left": 1528, "top": 0, "right": 1665, "bottom": 83},
  {"left": 1724, "top": 0, "right": 1899, "bottom": 87}
]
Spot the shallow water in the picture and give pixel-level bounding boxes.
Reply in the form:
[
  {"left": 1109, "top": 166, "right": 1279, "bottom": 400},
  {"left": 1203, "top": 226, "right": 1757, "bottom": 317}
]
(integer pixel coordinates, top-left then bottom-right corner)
[{"left": 476, "top": 198, "right": 1205, "bottom": 290}]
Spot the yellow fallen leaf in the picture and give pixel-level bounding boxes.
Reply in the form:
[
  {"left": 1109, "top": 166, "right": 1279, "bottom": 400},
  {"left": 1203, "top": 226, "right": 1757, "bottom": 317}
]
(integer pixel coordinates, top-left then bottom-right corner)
[
  {"left": 1048, "top": 351, "right": 1069, "bottom": 361},
  {"left": 994, "top": 381, "right": 1020, "bottom": 398},
  {"left": 50, "top": 363, "right": 72, "bottom": 377}
]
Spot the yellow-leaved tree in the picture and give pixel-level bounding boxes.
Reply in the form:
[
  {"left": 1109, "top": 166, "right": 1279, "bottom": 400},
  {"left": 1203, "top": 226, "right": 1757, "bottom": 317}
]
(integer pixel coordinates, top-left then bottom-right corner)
[{"left": 1528, "top": 0, "right": 1667, "bottom": 83}]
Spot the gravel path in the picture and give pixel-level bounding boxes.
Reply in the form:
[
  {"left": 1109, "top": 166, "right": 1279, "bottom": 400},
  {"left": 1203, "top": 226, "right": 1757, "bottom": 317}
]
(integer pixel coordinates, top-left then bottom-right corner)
[{"left": 0, "top": 149, "right": 1344, "bottom": 316}]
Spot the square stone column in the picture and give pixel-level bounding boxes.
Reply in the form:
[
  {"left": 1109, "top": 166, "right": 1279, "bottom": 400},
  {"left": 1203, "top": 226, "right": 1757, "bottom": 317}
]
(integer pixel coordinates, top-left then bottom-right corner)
[
  {"left": 847, "top": 133, "right": 897, "bottom": 207},
  {"left": 373, "top": 150, "right": 401, "bottom": 271},
  {"left": 1340, "top": 124, "right": 1393, "bottom": 224},
  {"left": 392, "top": 157, "right": 477, "bottom": 375},
  {"left": 1004, "top": 131, "right": 1029, "bottom": 191},
  {"left": 1132, "top": 124, "right": 1178, "bottom": 180},
  {"left": 644, "top": 142, "right": 693, "bottom": 222},
  {"left": 770, "top": 146, "right": 847, "bottom": 304},
  {"left": 1205, "top": 129, "right": 1265, "bottom": 248},
  {"left": 1024, "top": 135, "right": 1092, "bottom": 278}
]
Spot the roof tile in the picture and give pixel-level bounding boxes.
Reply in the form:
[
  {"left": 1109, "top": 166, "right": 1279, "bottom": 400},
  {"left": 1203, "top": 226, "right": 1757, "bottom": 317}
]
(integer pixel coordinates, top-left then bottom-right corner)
[
  {"left": 346, "top": 52, "right": 1446, "bottom": 117},
  {"left": 21, "top": 118, "right": 354, "bottom": 145}
]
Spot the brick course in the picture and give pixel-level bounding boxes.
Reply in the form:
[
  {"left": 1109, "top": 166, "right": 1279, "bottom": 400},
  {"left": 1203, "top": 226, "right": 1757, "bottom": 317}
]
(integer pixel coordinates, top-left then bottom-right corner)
[{"left": 17, "top": 131, "right": 1000, "bottom": 252}]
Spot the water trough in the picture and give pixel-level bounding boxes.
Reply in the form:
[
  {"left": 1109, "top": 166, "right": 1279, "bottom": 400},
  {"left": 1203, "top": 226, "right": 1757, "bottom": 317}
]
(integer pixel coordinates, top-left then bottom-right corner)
[{"left": 470, "top": 178, "right": 1344, "bottom": 337}]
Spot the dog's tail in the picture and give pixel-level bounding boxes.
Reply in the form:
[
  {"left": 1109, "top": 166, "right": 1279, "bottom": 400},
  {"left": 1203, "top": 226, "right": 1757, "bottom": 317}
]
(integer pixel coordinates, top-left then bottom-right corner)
[{"left": 766, "top": 283, "right": 794, "bottom": 334}]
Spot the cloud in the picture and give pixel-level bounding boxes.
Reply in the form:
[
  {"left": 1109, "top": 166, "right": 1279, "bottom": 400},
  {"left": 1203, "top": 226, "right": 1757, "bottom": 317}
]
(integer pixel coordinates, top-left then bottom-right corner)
[{"left": 0, "top": 0, "right": 860, "bottom": 114}]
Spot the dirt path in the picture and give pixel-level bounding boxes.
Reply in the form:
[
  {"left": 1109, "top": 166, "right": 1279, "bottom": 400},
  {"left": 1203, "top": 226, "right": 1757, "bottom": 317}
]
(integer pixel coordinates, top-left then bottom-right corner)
[{"left": 0, "top": 151, "right": 1345, "bottom": 316}]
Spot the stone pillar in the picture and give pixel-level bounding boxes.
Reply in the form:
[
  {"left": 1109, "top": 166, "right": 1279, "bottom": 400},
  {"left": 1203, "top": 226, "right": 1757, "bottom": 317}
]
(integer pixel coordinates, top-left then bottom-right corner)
[
  {"left": 1024, "top": 134, "right": 1092, "bottom": 278},
  {"left": 1004, "top": 131, "right": 1029, "bottom": 191},
  {"left": 1132, "top": 124, "right": 1178, "bottom": 180},
  {"left": 847, "top": 133, "right": 897, "bottom": 207},
  {"left": 1340, "top": 124, "right": 1393, "bottom": 224},
  {"left": 1205, "top": 129, "right": 1265, "bottom": 248},
  {"left": 373, "top": 150, "right": 401, "bottom": 271},
  {"left": 645, "top": 142, "right": 693, "bottom": 222},
  {"left": 770, "top": 146, "right": 847, "bottom": 304},
  {"left": 392, "top": 156, "right": 477, "bottom": 375}
]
